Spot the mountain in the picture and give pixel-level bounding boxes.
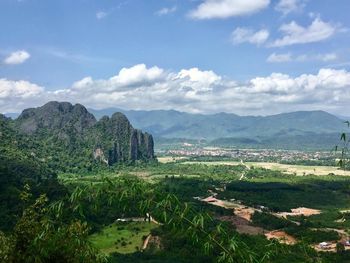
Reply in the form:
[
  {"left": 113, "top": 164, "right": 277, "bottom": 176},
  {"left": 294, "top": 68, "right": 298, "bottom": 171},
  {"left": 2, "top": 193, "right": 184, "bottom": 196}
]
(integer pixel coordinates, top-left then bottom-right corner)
[
  {"left": 89, "top": 108, "right": 345, "bottom": 139},
  {"left": 14, "top": 102, "right": 155, "bottom": 171},
  {"left": 88, "top": 113, "right": 154, "bottom": 164},
  {"left": 0, "top": 102, "right": 155, "bottom": 230},
  {"left": 16, "top": 101, "right": 96, "bottom": 135}
]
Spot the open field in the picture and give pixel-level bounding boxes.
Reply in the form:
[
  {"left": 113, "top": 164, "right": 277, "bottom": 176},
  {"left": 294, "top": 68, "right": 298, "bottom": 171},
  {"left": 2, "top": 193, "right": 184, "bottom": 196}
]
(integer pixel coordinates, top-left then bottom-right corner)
[
  {"left": 89, "top": 222, "right": 157, "bottom": 255},
  {"left": 180, "top": 160, "right": 350, "bottom": 176},
  {"left": 157, "top": 156, "right": 187, "bottom": 163}
]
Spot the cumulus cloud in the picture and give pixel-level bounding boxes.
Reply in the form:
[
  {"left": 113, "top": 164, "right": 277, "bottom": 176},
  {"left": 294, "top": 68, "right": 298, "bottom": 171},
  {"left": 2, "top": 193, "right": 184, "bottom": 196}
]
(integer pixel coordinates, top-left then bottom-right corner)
[
  {"left": 1, "top": 64, "right": 350, "bottom": 115},
  {"left": 110, "top": 64, "right": 164, "bottom": 86},
  {"left": 3, "top": 50, "right": 30, "bottom": 65},
  {"left": 156, "top": 6, "right": 177, "bottom": 16},
  {"left": 189, "top": 0, "right": 270, "bottom": 20},
  {"left": 0, "top": 79, "right": 45, "bottom": 113},
  {"left": 271, "top": 17, "right": 338, "bottom": 47},
  {"left": 0, "top": 79, "right": 43, "bottom": 99},
  {"left": 231, "top": 28, "right": 269, "bottom": 45},
  {"left": 275, "top": 0, "right": 306, "bottom": 15}
]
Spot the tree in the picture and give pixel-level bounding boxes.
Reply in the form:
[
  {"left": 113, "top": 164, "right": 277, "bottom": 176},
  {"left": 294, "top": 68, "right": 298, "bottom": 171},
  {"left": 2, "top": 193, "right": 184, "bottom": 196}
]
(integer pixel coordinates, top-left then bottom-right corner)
[
  {"left": 336, "top": 242, "right": 345, "bottom": 254},
  {"left": 0, "top": 187, "right": 104, "bottom": 263}
]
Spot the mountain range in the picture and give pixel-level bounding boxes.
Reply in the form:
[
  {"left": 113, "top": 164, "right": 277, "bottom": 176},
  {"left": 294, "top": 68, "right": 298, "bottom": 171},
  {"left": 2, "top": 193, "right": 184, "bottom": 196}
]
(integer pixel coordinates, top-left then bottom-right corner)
[
  {"left": 5, "top": 105, "right": 347, "bottom": 150},
  {"left": 88, "top": 108, "right": 347, "bottom": 150}
]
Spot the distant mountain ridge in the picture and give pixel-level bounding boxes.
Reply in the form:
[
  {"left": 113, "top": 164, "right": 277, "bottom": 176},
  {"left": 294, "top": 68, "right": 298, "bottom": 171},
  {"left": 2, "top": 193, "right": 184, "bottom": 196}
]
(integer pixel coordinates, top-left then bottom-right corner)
[{"left": 89, "top": 108, "right": 346, "bottom": 141}]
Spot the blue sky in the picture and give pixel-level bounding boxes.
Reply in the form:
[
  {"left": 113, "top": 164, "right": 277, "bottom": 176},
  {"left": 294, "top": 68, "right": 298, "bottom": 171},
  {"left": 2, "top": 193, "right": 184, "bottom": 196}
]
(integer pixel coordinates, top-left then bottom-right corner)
[{"left": 0, "top": 0, "right": 350, "bottom": 115}]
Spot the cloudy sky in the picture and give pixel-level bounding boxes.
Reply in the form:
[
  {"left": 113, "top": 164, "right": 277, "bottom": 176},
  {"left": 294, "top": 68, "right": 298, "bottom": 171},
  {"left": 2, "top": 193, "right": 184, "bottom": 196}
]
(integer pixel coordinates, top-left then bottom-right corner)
[{"left": 0, "top": 0, "right": 349, "bottom": 115}]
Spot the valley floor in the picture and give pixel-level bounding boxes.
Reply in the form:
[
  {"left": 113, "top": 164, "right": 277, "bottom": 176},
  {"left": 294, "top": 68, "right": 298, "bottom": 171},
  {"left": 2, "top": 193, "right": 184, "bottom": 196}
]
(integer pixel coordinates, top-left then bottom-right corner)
[
  {"left": 57, "top": 158, "right": 350, "bottom": 262},
  {"left": 158, "top": 157, "right": 350, "bottom": 176}
]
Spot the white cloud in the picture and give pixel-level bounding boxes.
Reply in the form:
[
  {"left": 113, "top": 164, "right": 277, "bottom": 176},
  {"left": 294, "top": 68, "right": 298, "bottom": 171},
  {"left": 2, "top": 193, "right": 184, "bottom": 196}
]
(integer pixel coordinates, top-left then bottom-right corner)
[
  {"left": 3, "top": 50, "right": 30, "bottom": 65},
  {"left": 275, "top": 0, "right": 306, "bottom": 15},
  {"left": 110, "top": 64, "right": 165, "bottom": 86},
  {"left": 267, "top": 53, "right": 292, "bottom": 63},
  {"left": 175, "top": 68, "right": 222, "bottom": 92},
  {"left": 271, "top": 17, "right": 338, "bottom": 47},
  {"left": 72, "top": 77, "right": 94, "bottom": 90},
  {"left": 231, "top": 28, "right": 269, "bottom": 45},
  {"left": 267, "top": 52, "right": 338, "bottom": 63},
  {"left": 318, "top": 53, "right": 337, "bottom": 62},
  {"left": 0, "top": 79, "right": 43, "bottom": 99},
  {"left": 96, "top": 11, "right": 107, "bottom": 19},
  {"left": 189, "top": 0, "right": 270, "bottom": 20},
  {"left": 156, "top": 6, "right": 177, "bottom": 16},
  {"left": 296, "top": 53, "right": 338, "bottom": 62},
  {"left": 2, "top": 65, "right": 350, "bottom": 115},
  {"left": 0, "top": 79, "right": 45, "bottom": 113}
]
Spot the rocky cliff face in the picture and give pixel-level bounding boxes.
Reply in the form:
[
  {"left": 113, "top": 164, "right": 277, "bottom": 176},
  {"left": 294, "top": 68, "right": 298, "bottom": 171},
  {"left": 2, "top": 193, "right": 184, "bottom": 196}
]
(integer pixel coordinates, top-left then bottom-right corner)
[
  {"left": 14, "top": 101, "right": 155, "bottom": 168},
  {"left": 90, "top": 112, "right": 154, "bottom": 165}
]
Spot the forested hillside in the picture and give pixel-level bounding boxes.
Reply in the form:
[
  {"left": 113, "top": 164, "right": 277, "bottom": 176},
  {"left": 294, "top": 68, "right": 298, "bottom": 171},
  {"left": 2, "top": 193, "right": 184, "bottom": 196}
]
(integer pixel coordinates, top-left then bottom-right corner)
[
  {"left": 13, "top": 102, "right": 155, "bottom": 172},
  {"left": 0, "top": 114, "right": 65, "bottom": 231}
]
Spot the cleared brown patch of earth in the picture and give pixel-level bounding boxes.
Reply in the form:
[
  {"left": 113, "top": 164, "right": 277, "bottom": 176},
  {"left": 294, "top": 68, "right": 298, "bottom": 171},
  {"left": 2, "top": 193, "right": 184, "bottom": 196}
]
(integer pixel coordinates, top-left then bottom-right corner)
[
  {"left": 265, "top": 230, "right": 297, "bottom": 245},
  {"left": 274, "top": 207, "right": 321, "bottom": 218},
  {"left": 234, "top": 207, "right": 256, "bottom": 221},
  {"left": 218, "top": 215, "right": 266, "bottom": 235},
  {"left": 201, "top": 196, "right": 265, "bottom": 235},
  {"left": 201, "top": 196, "right": 259, "bottom": 219}
]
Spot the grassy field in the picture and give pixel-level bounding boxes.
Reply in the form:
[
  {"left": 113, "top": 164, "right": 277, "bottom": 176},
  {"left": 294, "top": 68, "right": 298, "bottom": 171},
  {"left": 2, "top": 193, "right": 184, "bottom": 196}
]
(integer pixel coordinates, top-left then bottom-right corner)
[
  {"left": 178, "top": 160, "right": 350, "bottom": 176},
  {"left": 89, "top": 221, "right": 157, "bottom": 255},
  {"left": 157, "top": 156, "right": 187, "bottom": 163}
]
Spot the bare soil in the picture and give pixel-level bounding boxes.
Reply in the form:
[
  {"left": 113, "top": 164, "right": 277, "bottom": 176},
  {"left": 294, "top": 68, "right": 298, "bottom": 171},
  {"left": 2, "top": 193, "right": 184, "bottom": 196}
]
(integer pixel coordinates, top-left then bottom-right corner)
[
  {"left": 265, "top": 230, "right": 297, "bottom": 245},
  {"left": 218, "top": 215, "right": 266, "bottom": 235},
  {"left": 274, "top": 207, "right": 321, "bottom": 218}
]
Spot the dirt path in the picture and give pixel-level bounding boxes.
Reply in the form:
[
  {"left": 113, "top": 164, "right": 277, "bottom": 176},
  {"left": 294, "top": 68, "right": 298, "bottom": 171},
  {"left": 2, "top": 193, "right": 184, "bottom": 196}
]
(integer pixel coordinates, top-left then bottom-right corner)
[
  {"left": 201, "top": 195, "right": 266, "bottom": 235},
  {"left": 141, "top": 234, "right": 152, "bottom": 250},
  {"left": 200, "top": 195, "right": 310, "bottom": 244}
]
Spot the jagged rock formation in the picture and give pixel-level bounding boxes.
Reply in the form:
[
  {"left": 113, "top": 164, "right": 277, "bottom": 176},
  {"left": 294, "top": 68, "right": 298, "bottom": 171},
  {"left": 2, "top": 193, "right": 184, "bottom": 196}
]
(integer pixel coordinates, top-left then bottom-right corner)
[
  {"left": 14, "top": 101, "right": 155, "bottom": 169},
  {"left": 90, "top": 112, "right": 154, "bottom": 165}
]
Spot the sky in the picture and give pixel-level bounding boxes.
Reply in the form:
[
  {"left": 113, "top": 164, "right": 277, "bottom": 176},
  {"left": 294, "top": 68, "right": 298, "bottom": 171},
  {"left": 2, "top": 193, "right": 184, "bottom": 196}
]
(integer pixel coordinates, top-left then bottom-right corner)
[{"left": 0, "top": 0, "right": 350, "bottom": 115}]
